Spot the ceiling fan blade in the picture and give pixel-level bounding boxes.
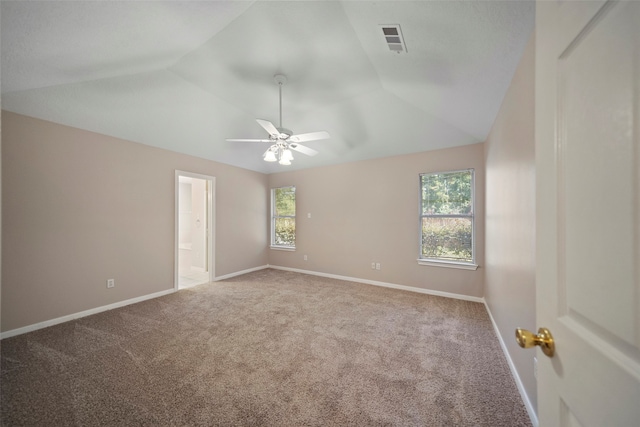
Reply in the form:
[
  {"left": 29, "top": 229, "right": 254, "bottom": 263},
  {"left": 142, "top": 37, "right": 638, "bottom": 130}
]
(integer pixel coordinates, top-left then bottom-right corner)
[
  {"left": 289, "top": 143, "right": 318, "bottom": 157},
  {"left": 256, "top": 119, "right": 280, "bottom": 137},
  {"left": 288, "top": 131, "right": 330, "bottom": 143},
  {"left": 226, "top": 138, "right": 272, "bottom": 142}
]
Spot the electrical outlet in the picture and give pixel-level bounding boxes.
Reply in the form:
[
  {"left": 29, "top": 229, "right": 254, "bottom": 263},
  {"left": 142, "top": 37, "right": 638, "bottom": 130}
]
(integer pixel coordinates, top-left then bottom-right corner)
[
  {"left": 371, "top": 262, "right": 376, "bottom": 269},
  {"left": 106, "top": 279, "right": 115, "bottom": 289},
  {"left": 376, "top": 263, "right": 381, "bottom": 270},
  {"left": 304, "top": 254, "right": 308, "bottom": 261},
  {"left": 534, "top": 357, "right": 538, "bottom": 379}
]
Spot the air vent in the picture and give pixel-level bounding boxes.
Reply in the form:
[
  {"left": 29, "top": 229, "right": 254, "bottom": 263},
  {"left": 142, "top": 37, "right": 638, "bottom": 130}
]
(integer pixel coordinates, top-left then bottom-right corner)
[{"left": 380, "top": 25, "right": 407, "bottom": 53}]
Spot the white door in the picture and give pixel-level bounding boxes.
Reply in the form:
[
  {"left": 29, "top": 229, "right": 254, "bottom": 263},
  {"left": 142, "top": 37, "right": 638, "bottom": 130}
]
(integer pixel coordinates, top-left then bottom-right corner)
[{"left": 535, "top": 1, "right": 640, "bottom": 425}]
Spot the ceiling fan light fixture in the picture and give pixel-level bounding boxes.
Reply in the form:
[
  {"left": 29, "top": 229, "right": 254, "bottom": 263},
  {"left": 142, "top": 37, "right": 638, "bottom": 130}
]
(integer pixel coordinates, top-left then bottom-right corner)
[
  {"left": 281, "top": 149, "right": 294, "bottom": 162},
  {"left": 264, "top": 149, "right": 277, "bottom": 162},
  {"left": 279, "top": 157, "right": 291, "bottom": 166}
]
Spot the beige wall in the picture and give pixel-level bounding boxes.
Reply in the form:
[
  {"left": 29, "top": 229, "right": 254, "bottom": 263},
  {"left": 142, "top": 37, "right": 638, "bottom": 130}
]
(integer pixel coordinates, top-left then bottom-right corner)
[
  {"left": 484, "top": 34, "right": 536, "bottom": 412},
  {"left": 268, "top": 143, "right": 485, "bottom": 298},
  {"left": 1, "top": 111, "right": 269, "bottom": 332},
  {"left": 1, "top": 98, "right": 3, "bottom": 334}
]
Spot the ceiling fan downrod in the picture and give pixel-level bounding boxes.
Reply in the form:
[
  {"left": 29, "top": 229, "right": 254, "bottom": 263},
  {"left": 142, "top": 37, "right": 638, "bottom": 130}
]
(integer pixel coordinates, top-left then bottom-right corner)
[{"left": 274, "top": 74, "right": 287, "bottom": 130}]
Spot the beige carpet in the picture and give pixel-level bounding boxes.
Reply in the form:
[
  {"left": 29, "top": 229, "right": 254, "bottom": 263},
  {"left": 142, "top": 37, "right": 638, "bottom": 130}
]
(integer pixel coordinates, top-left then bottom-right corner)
[{"left": 1, "top": 269, "right": 531, "bottom": 426}]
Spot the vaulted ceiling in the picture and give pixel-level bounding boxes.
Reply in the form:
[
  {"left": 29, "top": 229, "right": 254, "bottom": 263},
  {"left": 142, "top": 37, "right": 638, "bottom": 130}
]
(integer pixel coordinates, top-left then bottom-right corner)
[{"left": 1, "top": 1, "right": 534, "bottom": 173}]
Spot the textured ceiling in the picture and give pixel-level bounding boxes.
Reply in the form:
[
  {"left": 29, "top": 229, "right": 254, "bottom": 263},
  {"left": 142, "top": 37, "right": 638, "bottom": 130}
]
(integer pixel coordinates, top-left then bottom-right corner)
[{"left": 1, "top": 1, "right": 534, "bottom": 173}]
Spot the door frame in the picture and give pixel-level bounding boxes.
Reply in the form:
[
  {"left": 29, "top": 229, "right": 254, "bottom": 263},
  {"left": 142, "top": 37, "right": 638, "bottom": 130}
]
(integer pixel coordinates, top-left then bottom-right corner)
[{"left": 174, "top": 170, "right": 216, "bottom": 290}]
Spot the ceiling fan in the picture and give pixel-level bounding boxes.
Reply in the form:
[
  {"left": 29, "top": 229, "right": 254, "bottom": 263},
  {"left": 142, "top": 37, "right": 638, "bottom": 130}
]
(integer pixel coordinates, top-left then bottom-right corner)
[{"left": 226, "top": 74, "right": 330, "bottom": 165}]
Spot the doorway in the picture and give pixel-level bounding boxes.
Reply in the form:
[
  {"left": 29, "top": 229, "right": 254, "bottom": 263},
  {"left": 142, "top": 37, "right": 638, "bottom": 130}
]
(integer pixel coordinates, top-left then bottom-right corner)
[{"left": 175, "top": 171, "right": 215, "bottom": 289}]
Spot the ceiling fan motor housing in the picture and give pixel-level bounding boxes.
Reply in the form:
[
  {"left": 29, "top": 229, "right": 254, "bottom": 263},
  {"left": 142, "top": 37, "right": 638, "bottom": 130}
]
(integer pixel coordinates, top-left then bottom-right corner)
[{"left": 276, "top": 128, "right": 293, "bottom": 139}]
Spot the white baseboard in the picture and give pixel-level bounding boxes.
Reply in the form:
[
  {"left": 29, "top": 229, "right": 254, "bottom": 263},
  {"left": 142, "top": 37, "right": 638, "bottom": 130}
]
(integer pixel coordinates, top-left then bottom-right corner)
[
  {"left": 214, "top": 264, "right": 269, "bottom": 281},
  {"left": 484, "top": 302, "right": 539, "bottom": 427},
  {"left": 1, "top": 265, "right": 272, "bottom": 340},
  {"left": 0, "top": 288, "right": 176, "bottom": 340},
  {"left": 267, "top": 265, "right": 484, "bottom": 303}
]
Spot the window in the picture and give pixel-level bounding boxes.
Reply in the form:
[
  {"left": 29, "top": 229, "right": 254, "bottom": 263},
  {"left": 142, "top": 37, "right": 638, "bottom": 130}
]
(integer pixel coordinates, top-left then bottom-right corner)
[
  {"left": 419, "top": 169, "right": 476, "bottom": 268},
  {"left": 271, "top": 186, "right": 296, "bottom": 249}
]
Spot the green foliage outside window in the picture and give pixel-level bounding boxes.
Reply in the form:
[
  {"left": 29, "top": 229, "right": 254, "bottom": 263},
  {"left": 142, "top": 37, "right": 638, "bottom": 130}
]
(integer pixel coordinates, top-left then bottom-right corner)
[
  {"left": 421, "top": 218, "right": 472, "bottom": 261},
  {"left": 420, "top": 171, "right": 473, "bottom": 262},
  {"left": 274, "top": 218, "right": 295, "bottom": 246},
  {"left": 273, "top": 187, "right": 295, "bottom": 246},
  {"left": 274, "top": 187, "right": 295, "bottom": 216},
  {"left": 421, "top": 171, "right": 472, "bottom": 215}
]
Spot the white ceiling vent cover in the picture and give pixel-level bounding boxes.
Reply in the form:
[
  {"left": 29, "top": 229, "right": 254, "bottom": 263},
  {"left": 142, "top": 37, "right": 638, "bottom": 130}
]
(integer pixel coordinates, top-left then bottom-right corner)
[{"left": 380, "top": 24, "right": 407, "bottom": 53}]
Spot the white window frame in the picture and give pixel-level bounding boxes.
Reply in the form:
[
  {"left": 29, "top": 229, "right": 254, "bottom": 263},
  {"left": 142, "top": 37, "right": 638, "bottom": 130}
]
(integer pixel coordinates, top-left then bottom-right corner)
[
  {"left": 418, "top": 169, "right": 478, "bottom": 270},
  {"left": 270, "top": 186, "right": 296, "bottom": 251}
]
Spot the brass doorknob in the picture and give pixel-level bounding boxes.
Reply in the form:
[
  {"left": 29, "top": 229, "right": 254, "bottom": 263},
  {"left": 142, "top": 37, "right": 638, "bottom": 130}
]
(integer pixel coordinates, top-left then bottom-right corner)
[{"left": 515, "top": 327, "right": 555, "bottom": 358}]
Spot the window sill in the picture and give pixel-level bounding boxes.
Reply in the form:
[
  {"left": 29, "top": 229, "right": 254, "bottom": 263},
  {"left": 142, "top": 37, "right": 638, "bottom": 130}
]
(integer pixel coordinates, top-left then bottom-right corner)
[
  {"left": 270, "top": 246, "right": 296, "bottom": 252},
  {"left": 417, "top": 259, "right": 479, "bottom": 270}
]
